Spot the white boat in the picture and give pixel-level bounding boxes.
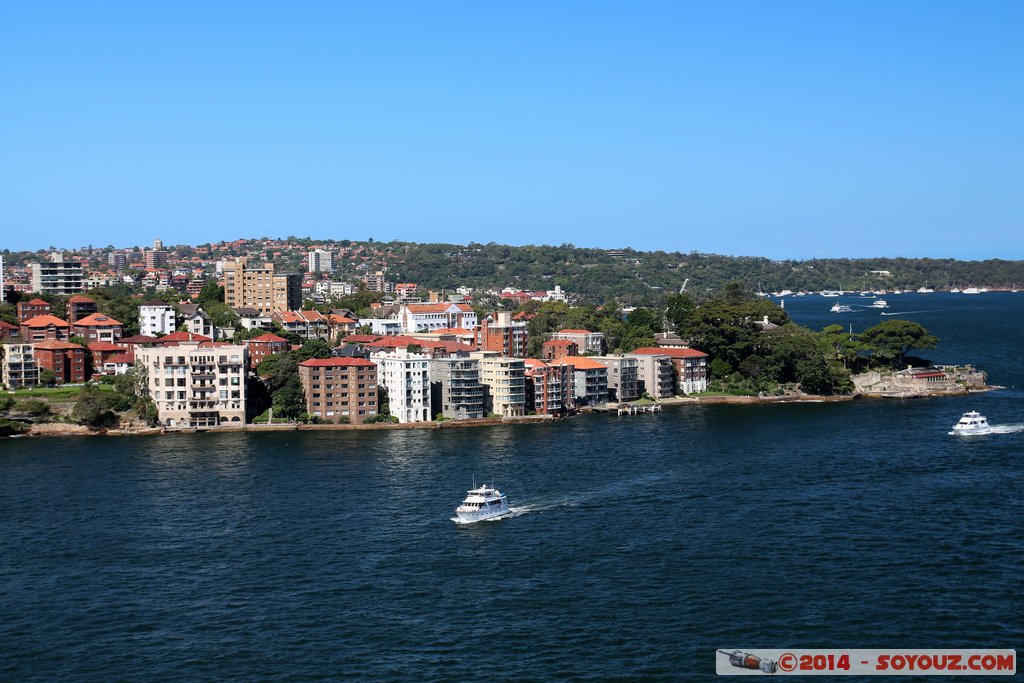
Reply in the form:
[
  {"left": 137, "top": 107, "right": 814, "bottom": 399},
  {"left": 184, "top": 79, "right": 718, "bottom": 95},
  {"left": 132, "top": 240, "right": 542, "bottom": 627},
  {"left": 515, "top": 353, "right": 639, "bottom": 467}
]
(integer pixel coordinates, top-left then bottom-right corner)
[
  {"left": 962, "top": 287, "right": 980, "bottom": 295},
  {"left": 949, "top": 411, "right": 991, "bottom": 436},
  {"left": 871, "top": 299, "right": 889, "bottom": 309},
  {"left": 917, "top": 286, "right": 934, "bottom": 293},
  {"left": 772, "top": 289, "right": 793, "bottom": 297},
  {"left": 830, "top": 303, "right": 853, "bottom": 313},
  {"left": 452, "top": 481, "right": 511, "bottom": 523},
  {"left": 820, "top": 290, "right": 842, "bottom": 297}
]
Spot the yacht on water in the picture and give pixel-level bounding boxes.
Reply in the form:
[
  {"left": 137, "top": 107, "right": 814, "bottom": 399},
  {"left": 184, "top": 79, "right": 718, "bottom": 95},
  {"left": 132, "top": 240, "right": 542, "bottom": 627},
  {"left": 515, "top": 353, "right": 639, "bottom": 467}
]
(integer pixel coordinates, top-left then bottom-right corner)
[
  {"left": 820, "top": 290, "right": 842, "bottom": 297},
  {"left": 452, "top": 481, "right": 511, "bottom": 523},
  {"left": 830, "top": 303, "right": 853, "bottom": 313},
  {"left": 870, "top": 299, "right": 889, "bottom": 309},
  {"left": 917, "top": 286, "right": 935, "bottom": 293},
  {"left": 949, "top": 411, "right": 992, "bottom": 436},
  {"left": 962, "top": 287, "right": 981, "bottom": 295}
]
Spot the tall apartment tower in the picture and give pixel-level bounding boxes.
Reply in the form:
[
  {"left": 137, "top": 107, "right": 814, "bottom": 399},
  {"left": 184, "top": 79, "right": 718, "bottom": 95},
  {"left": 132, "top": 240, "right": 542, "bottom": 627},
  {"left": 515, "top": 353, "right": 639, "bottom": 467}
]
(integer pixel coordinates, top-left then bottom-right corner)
[
  {"left": 307, "top": 248, "right": 335, "bottom": 274},
  {"left": 108, "top": 251, "right": 127, "bottom": 271},
  {"left": 222, "top": 257, "right": 302, "bottom": 314},
  {"left": 31, "top": 252, "right": 84, "bottom": 296}
]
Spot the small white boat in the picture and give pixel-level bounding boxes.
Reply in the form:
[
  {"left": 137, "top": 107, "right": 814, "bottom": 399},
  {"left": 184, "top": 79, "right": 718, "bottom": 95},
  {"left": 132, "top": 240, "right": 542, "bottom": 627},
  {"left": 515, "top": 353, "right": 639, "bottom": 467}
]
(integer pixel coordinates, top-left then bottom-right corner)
[
  {"left": 917, "top": 286, "right": 934, "bottom": 293},
  {"left": 871, "top": 299, "right": 889, "bottom": 309},
  {"left": 820, "top": 290, "right": 842, "bottom": 297},
  {"left": 830, "top": 303, "right": 853, "bottom": 313},
  {"left": 949, "top": 411, "right": 992, "bottom": 436},
  {"left": 452, "top": 481, "right": 511, "bottom": 523},
  {"left": 962, "top": 287, "right": 981, "bottom": 295}
]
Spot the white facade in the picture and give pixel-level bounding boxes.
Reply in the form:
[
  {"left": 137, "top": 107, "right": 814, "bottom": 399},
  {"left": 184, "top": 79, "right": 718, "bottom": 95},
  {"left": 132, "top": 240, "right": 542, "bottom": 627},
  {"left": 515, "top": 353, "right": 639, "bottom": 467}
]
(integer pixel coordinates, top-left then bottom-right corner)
[
  {"left": 473, "top": 352, "right": 526, "bottom": 417},
  {"left": 398, "top": 303, "right": 478, "bottom": 334},
  {"left": 140, "top": 303, "right": 177, "bottom": 337},
  {"left": 373, "top": 350, "right": 431, "bottom": 423},
  {"left": 313, "top": 280, "right": 356, "bottom": 299},
  {"left": 362, "top": 318, "right": 402, "bottom": 336},
  {"left": 1, "top": 343, "right": 38, "bottom": 388},
  {"left": 308, "top": 249, "right": 336, "bottom": 273},
  {"left": 31, "top": 252, "right": 84, "bottom": 295}
]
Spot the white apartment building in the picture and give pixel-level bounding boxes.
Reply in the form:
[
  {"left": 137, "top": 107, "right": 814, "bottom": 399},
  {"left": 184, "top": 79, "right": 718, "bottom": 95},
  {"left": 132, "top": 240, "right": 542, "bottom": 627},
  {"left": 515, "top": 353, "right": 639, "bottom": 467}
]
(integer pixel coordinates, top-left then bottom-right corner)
[
  {"left": 135, "top": 343, "right": 248, "bottom": 428},
  {"left": 372, "top": 349, "right": 432, "bottom": 423},
  {"left": 31, "top": 252, "right": 84, "bottom": 296},
  {"left": 398, "top": 303, "right": 477, "bottom": 334},
  {"left": 307, "top": 248, "right": 336, "bottom": 274},
  {"left": 313, "top": 280, "right": 356, "bottom": 300},
  {"left": 472, "top": 352, "right": 526, "bottom": 417},
  {"left": 550, "top": 328, "right": 605, "bottom": 355},
  {"left": 139, "top": 300, "right": 177, "bottom": 337},
  {"left": 1, "top": 343, "right": 38, "bottom": 388}
]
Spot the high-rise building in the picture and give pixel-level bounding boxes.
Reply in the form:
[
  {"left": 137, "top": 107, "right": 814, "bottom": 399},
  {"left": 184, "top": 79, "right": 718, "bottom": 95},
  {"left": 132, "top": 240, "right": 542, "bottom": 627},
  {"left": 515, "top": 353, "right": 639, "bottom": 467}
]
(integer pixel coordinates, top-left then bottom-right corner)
[
  {"left": 373, "top": 349, "right": 431, "bottom": 423},
  {"left": 1, "top": 343, "right": 38, "bottom": 388},
  {"left": 108, "top": 251, "right": 127, "bottom": 271},
  {"left": 222, "top": 257, "right": 301, "bottom": 314},
  {"left": 298, "top": 357, "right": 378, "bottom": 424},
  {"left": 429, "top": 358, "right": 484, "bottom": 420},
  {"left": 307, "top": 248, "right": 335, "bottom": 274},
  {"left": 478, "top": 311, "right": 529, "bottom": 358},
  {"left": 473, "top": 352, "right": 526, "bottom": 417},
  {"left": 144, "top": 248, "right": 168, "bottom": 270},
  {"left": 31, "top": 252, "right": 84, "bottom": 295}
]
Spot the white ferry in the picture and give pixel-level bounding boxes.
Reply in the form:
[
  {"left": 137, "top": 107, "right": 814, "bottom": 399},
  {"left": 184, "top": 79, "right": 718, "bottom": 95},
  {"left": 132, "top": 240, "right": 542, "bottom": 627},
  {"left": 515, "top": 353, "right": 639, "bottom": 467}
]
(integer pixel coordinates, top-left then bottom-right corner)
[
  {"left": 830, "top": 303, "right": 853, "bottom": 313},
  {"left": 949, "top": 411, "right": 991, "bottom": 436},
  {"left": 871, "top": 299, "right": 889, "bottom": 309},
  {"left": 453, "top": 482, "right": 511, "bottom": 523}
]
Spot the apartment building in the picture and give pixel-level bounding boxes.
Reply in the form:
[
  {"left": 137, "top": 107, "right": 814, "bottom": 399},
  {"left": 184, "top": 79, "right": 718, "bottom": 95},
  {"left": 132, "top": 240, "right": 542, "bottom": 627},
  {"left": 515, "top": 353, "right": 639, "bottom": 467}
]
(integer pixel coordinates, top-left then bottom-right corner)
[
  {"left": 473, "top": 352, "right": 526, "bottom": 417},
  {"left": 135, "top": 343, "right": 249, "bottom": 428},
  {"left": 1, "top": 343, "right": 38, "bottom": 388},
  {"left": 398, "top": 302, "right": 477, "bottom": 334},
  {"left": 65, "top": 295, "right": 98, "bottom": 323},
  {"left": 71, "top": 313, "right": 125, "bottom": 344},
  {"left": 429, "top": 358, "right": 484, "bottom": 419},
  {"left": 223, "top": 257, "right": 302, "bottom": 314},
  {"left": 524, "top": 359, "right": 574, "bottom": 416},
  {"left": 31, "top": 252, "right": 84, "bottom": 295},
  {"left": 569, "top": 356, "right": 609, "bottom": 406},
  {"left": 478, "top": 311, "right": 529, "bottom": 358},
  {"left": 298, "top": 357, "right": 377, "bottom": 423},
  {"left": 139, "top": 300, "right": 177, "bottom": 337},
  {"left": 246, "top": 333, "right": 289, "bottom": 368},
  {"left": 626, "top": 352, "right": 675, "bottom": 398},
  {"left": 373, "top": 349, "right": 431, "bottom": 423},
  {"left": 307, "top": 248, "right": 335, "bottom": 274},
  {"left": 21, "top": 315, "right": 71, "bottom": 342},
  {"left": 34, "top": 340, "right": 87, "bottom": 384},
  {"left": 630, "top": 347, "right": 709, "bottom": 394},
  {"left": 592, "top": 355, "right": 640, "bottom": 402},
  {"left": 550, "top": 329, "right": 605, "bottom": 355},
  {"left": 16, "top": 298, "right": 51, "bottom": 323}
]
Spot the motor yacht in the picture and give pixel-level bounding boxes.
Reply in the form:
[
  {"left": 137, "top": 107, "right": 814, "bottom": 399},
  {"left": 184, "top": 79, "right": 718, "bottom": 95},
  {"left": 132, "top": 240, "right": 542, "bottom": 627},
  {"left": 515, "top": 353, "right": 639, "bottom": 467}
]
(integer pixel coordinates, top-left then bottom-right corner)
[
  {"left": 870, "top": 299, "right": 889, "bottom": 309},
  {"left": 962, "top": 287, "right": 981, "bottom": 295},
  {"left": 830, "top": 303, "right": 853, "bottom": 313},
  {"left": 949, "top": 411, "right": 991, "bottom": 436},
  {"left": 453, "top": 482, "right": 511, "bottom": 523}
]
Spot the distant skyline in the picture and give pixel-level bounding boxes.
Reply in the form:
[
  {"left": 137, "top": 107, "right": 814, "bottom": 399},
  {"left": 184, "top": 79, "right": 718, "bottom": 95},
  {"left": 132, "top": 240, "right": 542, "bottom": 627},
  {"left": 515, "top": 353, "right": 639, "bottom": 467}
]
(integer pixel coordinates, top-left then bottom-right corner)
[{"left": 2, "top": 2, "right": 1022, "bottom": 259}]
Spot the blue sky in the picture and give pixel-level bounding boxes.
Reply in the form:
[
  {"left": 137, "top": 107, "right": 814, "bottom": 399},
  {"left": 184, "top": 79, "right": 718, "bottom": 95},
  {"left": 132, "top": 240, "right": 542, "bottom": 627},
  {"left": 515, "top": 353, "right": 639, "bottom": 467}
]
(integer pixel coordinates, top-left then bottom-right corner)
[{"left": 1, "top": 2, "right": 1021, "bottom": 258}]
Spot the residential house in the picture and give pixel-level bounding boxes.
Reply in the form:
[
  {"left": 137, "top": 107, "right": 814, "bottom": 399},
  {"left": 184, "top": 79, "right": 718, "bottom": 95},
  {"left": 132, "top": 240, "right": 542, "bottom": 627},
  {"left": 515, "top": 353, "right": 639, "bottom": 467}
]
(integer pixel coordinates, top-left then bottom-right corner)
[
  {"left": 297, "top": 357, "right": 378, "bottom": 424},
  {"left": 0, "top": 321, "right": 20, "bottom": 341},
  {"left": 135, "top": 342, "right": 249, "bottom": 428},
  {"left": 155, "top": 331, "right": 213, "bottom": 345},
  {"left": 34, "top": 340, "right": 87, "bottom": 384},
  {"left": 272, "top": 310, "right": 329, "bottom": 340},
  {"left": 178, "top": 303, "right": 215, "bottom": 338},
  {"left": 232, "top": 307, "right": 274, "bottom": 333},
  {"left": 71, "top": 313, "right": 124, "bottom": 344},
  {"left": 102, "top": 352, "right": 135, "bottom": 376},
  {"left": 88, "top": 341, "right": 128, "bottom": 376},
  {"left": 1, "top": 343, "right": 38, "bottom": 388},
  {"left": 398, "top": 302, "right": 477, "bottom": 334},
  {"left": 429, "top": 358, "right": 484, "bottom": 420}
]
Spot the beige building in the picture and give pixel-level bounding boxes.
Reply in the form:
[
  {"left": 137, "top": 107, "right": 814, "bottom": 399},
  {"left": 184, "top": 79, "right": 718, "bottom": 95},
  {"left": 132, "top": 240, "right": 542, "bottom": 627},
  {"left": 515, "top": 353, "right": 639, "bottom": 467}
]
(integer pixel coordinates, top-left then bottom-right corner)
[
  {"left": 223, "top": 257, "right": 302, "bottom": 314},
  {"left": 472, "top": 352, "right": 525, "bottom": 417},
  {"left": 135, "top": 343, "right": 248, "bottom": 428},
  {"left": 2, "top": 343, "right": 39, "bottom": 388}
]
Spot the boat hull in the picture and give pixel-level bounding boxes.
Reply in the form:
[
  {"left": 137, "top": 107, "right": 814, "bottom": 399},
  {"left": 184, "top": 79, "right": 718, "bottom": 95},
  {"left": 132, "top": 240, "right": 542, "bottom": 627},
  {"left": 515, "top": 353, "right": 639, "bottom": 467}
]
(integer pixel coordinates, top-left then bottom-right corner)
[{"left": 452, "top": 507, "right": 512, "bottom": 524}]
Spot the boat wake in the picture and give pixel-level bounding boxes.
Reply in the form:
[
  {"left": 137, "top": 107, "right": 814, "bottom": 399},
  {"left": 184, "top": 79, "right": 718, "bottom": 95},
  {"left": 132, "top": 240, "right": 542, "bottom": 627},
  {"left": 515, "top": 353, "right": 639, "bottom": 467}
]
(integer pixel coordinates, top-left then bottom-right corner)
[{"left": 881, "top": 310, "right": 928, "bottom": 316}]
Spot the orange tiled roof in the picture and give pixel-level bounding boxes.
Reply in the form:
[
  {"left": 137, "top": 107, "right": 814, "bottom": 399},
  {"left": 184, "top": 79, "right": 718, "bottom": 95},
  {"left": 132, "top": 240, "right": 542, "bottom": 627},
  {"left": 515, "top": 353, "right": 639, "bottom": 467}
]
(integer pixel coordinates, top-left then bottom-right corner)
[
  {"left": 33, "top": 339, "right": 83, "bottom": 350},
  {"left": 564, "top": 356, "right": 608, "bottom": 370},
  {"left": 23, "top": 314, "right": 70, "bottom": 328},
  {"left": 73, "top": 312, "right": 123, "bottom": 327}
]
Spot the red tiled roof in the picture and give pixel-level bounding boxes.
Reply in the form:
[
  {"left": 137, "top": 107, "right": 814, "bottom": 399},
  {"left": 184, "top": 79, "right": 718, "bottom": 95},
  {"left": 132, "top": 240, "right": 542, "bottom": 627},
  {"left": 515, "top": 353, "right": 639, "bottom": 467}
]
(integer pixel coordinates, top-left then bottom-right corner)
[
  {"left": 23, "top": 314, "right": 70, "bottom": 328},
  {"left": 106, "top": 352, "right": 135, "bottom": 364},
  {"left": 67, "top": 295, "right": 96, "bottom": 303},
  {"left": 118, "top": 334, "right": 160, "bottom": 344},
  {"left": 157, "top": 331, "right": 213, "bottom": 343},
  {"left": 299, "top": 357, "right": 376, "bottom": 368},
  {"left": 33, "top": 339, "right": 84, "bottom": 350},
  {"left": 543, "top": 339, "right": 575, "bottom": 346},
  {"left": 0, "top": 321, "right": 18, "bottom": 330},
  {"left": 557, "top": 329, "right": 593, "bottom": 334},
  {"left": 343, "top": 334, "right": 383, "bottom": 344},
  {"left": 250, "top": 333, "right": 288, "bottom": 343},
  {"left": 630, "top": 346, "right": 708, "bottom": 358},
  {"left": 26, "top": 298, "right": 50, "bottom": 306},
  {"left": 87, "top": 341, "right": 126, "bottom": 352},
  {"left": 73, "top": 312, "right": 123, "bottom": 327},
  {"left": 433, "top": 327, "right": 474, "bottom": 335},
  {"left": 564, "top": 357, "right": 608, "bottom": 370}
]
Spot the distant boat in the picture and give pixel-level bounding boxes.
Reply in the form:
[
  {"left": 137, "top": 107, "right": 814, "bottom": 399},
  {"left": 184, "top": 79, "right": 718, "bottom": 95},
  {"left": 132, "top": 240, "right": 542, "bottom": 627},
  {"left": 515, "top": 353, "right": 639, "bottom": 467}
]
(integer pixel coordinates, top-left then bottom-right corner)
[
  {"left": 870, "top": 299, "right": 889, "bottom": 309},
  {"left": 859, "top": 291, "right": 876, "bottom": 298},
  {"left": 962, "top": 287, "right": 980, "bottom": 295},
  {"left": 820, "top": 290, "right": 842, "bottom": 297},
  {"left": 830, "top": 303, "right": 853, "bottom": 313},
  {"left": 979, "top": 287, "right": 989, "bottom": 293},
  {"left": 950, "top": 282, "right": 961, "bottom": 293},
  {"left": 772, "top": 289, "right": 793, "bottom": 297},
  {"left": 917, "top": 286, "right": 934, "bottom": 293}
]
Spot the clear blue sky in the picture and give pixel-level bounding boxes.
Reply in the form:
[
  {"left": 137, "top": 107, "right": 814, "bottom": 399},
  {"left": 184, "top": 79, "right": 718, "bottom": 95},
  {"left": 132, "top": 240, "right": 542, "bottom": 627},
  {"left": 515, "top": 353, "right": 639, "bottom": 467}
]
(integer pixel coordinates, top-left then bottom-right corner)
[{"left": 2, "top": 2, "right": 1021, "bottom": 259}]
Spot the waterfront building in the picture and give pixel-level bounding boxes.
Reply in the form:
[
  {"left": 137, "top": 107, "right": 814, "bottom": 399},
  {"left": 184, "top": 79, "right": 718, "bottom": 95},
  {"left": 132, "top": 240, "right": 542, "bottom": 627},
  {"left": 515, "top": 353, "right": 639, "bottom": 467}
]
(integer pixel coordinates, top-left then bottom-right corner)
[
  {"left": 223, "top": 257, "right": 302, "bottom": 314},
  {"left": 307, "top": 248, "right": 335, "bottom": 274},
  {"left": 524, "top": 359, "right": 573, "bottom": 415},
  {"left": 630, "top": 347, "right": 709, "bottom": 394},
  {"left": 569, "top": 356, "right": 609, "bottom": 406},
  {"left": 1, "top": 343, "right": 38, "bottom": 388},
  {"left": 16, "top": 298, "right": 51, "bottom": 323},
  {"left": 20, "top": 315, "right": 71, "bottom": 342},
  {"left": 592, "top": 355, "right": 641, "bottom": 402},
  {"left": 33, "top": 340, "right": 87, "bottom": 384},
  {"left": 71, "top": 313, "right": 124, "bottom": 344},
  {"left": 473, "top": 352, "right": 526, "bottom": 417},
  {"left": 298, "top": 357, "right": 378, "bottom": 424},
  {"left": 429, "top": 358, "right": 484, "bottom": 419},
  {"left": 246, "top": 333, "right": 290, "bottom": 369},
  {"left": 135, "top": 342, "right": 248, "bottom": 428},
  {"left": 139, "top": 300, "right": 177, "bottom": 337},
  {"left": 626, "top": 352, "right": 675, "bottom": 399},
  {"left": 373, "top": 349, "right": 431, "bottom": 423},
  {"left": 65, "top": 295, "right": 98, "bottom": 324},
  {"left": 478, "top": 311, "right": 529, "bottom": 358},
  {"left": 31, "top": 252, "right": 84, "bottom": 296},
  {"left": 398, "top": 302, "right": 477, "bottom": 334},
  {"left": 550, "top": 329, "right": 604, "bottom": 355}
]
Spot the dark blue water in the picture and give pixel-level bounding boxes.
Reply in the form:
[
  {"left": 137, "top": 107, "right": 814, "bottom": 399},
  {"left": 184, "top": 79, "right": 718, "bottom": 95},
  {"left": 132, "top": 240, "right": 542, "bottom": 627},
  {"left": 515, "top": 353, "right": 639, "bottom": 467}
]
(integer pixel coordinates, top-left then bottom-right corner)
[{"left": 2, "top": 294, "right": 1022, "bottom": 681}]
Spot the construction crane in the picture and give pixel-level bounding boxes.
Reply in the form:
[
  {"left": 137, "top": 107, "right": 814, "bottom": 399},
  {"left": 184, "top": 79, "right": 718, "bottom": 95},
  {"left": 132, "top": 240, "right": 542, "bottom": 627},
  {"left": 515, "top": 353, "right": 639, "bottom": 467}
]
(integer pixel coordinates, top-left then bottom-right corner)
[{"left": 679, "top": 278, "right": 690, "bottom": 294}]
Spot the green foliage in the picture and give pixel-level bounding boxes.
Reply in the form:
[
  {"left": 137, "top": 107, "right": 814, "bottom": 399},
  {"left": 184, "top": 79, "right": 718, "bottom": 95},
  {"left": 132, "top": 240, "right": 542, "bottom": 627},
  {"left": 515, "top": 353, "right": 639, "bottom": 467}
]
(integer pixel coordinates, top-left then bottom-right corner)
[
  {"left": 0, "top": 303, "right": 18, "bottom": 325},
  {"left": 0, "top": 395, "right": 14, "bottom": 411},
  {"left": 665, "top": 293, "right": 696, "bottom": 331},
  {"left": 38, "top": 368, "right": 57, "bottom": 386},
  {"left": 68, "top": 335, "right": 88, "bottom": 348},
  {"left": 15, "top": 399, "right": 51, "bottom": 418},
  {"left": 293, "top": 338, "right": 332, "bottom": 362},
  {"left": 196, "top": 280, "right": 224, "bottom": 306},
  {"left": 859, "top": 320, "right": 939, "bottom": 368},
  {"left": 0, "top": 417, "right": 30, "bottom": 436},
  {"left": 271, "top": 375, "right": 305, "bottom": 420},
  {"left": 71, "top": 384, "right": 119, "bottom": 428}
]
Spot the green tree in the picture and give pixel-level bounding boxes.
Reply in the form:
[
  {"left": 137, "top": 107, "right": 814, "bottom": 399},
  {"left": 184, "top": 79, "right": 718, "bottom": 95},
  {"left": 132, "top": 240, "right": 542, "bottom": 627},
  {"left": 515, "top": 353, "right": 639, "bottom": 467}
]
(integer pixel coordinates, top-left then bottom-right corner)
[
  {"left": 72, "top": 384, "right": 119, "bottom": 428},
  {"left": 272, "top": 375, "right": 305, "bottom": 420},
  {"left": 859, "top": 320, "right": 939, "bottom": 368},
  {"left": 38, "top": 368, "right": 57, "bottom": 386},
  {"left": 665, "top": 293, "right": 696, "bottom": 331},
  {"left": 197, "top": 280, "right": 224, "bottom": 306}
]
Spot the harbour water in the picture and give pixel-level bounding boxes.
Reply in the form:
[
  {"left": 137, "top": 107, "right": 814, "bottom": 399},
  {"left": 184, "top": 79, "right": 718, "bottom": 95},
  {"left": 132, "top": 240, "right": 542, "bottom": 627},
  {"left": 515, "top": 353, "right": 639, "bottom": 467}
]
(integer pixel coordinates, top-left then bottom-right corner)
[{"left": 2, "top": 293, "right": 1022, "bottom": 680}]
